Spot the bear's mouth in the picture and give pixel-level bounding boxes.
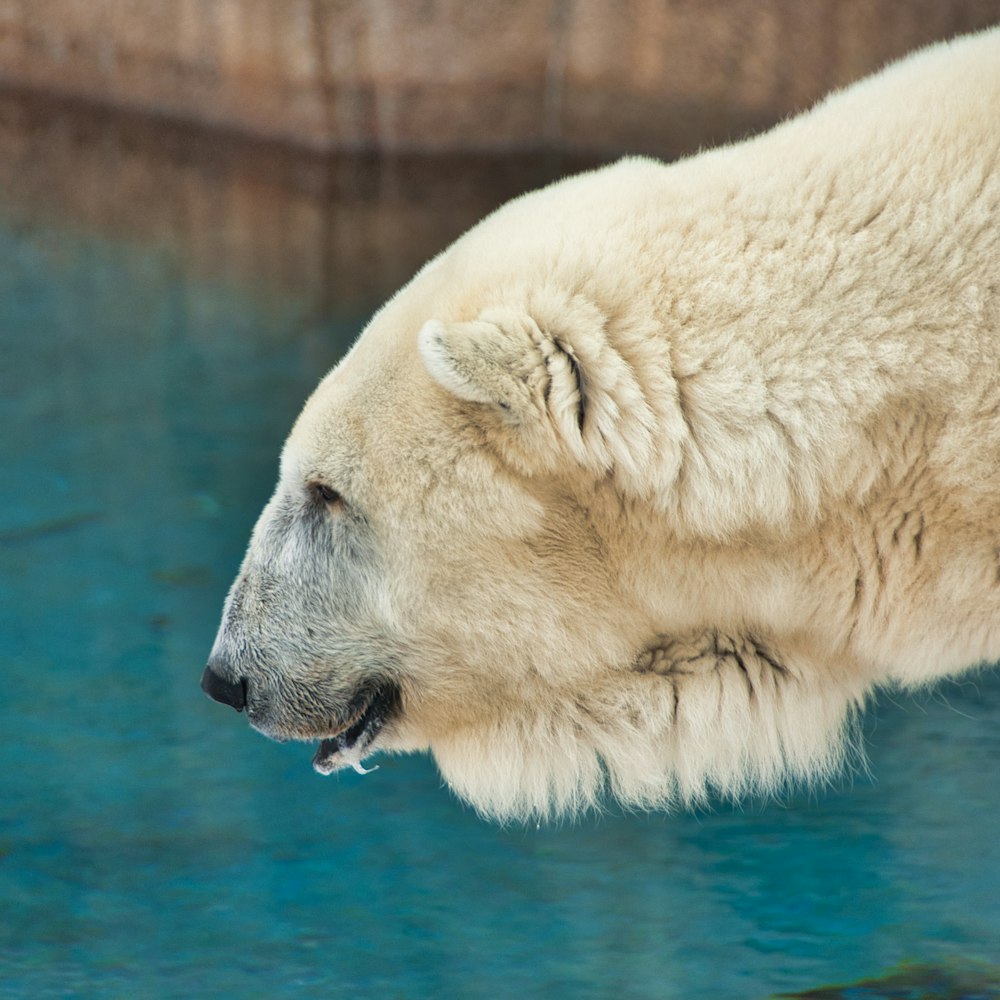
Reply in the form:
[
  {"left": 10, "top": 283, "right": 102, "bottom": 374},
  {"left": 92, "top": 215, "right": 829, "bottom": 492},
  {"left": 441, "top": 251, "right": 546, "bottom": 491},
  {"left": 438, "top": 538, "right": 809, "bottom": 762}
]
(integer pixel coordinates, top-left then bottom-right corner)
[{"left": 312, "top": 681, "right": 401, "bottom": 776}]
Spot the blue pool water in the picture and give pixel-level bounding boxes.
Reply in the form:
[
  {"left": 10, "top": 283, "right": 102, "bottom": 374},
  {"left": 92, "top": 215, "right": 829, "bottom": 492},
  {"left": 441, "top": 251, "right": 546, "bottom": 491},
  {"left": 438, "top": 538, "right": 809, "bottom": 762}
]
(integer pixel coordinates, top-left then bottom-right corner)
[{"left": 2, "top": 116, "right": 999, "bottom": 1000}]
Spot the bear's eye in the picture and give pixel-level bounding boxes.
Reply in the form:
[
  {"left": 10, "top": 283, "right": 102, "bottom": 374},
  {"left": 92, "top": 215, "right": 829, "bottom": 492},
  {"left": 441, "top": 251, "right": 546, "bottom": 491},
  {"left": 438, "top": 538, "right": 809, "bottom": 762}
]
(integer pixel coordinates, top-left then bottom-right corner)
[{"left": 311, "top": 482, "right": 343, "bottom": 507}]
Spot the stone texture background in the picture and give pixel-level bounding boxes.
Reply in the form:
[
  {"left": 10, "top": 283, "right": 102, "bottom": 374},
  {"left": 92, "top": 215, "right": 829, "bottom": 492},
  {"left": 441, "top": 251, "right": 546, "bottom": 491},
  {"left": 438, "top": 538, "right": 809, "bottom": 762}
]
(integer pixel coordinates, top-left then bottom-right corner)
[
  {"left": 2, "top": 2, "right": 998, "bottom": 321},
  {"left": 0, "top": 0, "right": 998, "bottom": 155}
]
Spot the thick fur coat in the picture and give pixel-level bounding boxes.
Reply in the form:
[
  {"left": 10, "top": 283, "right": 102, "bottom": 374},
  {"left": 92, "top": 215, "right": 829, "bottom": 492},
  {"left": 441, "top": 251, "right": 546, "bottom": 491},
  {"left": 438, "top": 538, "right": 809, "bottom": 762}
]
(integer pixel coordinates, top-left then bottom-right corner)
[{"left": 204, "top": 29, "right": 1000, "bottom": 821}]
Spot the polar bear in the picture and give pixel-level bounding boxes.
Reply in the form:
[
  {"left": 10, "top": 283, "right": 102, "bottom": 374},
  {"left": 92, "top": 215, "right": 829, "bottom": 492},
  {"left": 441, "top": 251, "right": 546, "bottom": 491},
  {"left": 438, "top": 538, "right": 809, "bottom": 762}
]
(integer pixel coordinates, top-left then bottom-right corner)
[{"left": 202, "top": 28, "right": 1000, "bottom": 821}]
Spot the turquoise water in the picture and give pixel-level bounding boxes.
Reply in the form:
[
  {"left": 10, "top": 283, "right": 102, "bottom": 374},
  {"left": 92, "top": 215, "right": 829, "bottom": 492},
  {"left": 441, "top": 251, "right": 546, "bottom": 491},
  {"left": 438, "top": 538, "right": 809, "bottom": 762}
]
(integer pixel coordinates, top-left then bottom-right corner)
[{"left": 2, "top": 160, "right": 1000, "bottom": 1000}]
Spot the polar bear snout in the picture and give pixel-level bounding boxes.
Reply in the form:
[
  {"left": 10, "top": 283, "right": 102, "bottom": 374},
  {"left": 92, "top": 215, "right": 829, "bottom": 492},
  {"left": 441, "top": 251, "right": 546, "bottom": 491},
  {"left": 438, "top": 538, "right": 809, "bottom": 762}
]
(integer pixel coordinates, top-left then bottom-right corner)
[{"left": 200, "top": 661, "right": 248, "bottom": 713}]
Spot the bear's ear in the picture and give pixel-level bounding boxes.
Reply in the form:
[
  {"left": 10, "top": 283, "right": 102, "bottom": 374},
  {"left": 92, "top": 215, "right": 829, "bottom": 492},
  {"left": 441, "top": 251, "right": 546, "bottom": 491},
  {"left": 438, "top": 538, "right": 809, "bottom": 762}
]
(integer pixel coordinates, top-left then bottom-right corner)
[
  {"left": 417, "top": 315, "right": 554, "bottom": 425},
  {"left": 418, "top": 309, "right": 595, "bottom": 478},
  {"left": 418, "top": 300, "right": 683, "bottom": 498}
]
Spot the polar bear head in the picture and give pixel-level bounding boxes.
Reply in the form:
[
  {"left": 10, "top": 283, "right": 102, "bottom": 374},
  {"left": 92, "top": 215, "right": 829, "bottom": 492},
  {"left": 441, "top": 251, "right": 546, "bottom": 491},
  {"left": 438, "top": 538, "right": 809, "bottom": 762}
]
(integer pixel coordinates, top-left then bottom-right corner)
[
  {"left": 201, "top": 161, "right": 869, "bottom": 821},
  {"left": 203, "top": 275, "right": 684, "bottom": 818}
]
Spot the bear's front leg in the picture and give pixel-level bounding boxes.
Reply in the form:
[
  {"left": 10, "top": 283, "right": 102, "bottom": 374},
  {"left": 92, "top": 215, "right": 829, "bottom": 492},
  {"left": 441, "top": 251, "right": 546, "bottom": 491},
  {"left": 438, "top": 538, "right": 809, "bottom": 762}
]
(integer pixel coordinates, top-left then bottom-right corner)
[{"left": 632, "top": 628, "right": 863, "bottom": 802}]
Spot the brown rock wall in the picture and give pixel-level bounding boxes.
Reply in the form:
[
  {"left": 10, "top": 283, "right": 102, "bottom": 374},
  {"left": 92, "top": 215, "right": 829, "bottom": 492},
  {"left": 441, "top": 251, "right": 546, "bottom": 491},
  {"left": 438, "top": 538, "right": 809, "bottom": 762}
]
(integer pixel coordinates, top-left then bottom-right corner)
[{"left": 0, "top": 0, "right": 996, "bottom": 153}]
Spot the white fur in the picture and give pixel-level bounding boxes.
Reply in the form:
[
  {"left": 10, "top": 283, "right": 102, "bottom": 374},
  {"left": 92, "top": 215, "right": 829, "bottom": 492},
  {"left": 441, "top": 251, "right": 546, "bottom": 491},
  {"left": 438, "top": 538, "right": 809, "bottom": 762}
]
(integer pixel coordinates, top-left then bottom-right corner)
[{"left": 249, "top": 29, "right": 1000, "bottom": 822}]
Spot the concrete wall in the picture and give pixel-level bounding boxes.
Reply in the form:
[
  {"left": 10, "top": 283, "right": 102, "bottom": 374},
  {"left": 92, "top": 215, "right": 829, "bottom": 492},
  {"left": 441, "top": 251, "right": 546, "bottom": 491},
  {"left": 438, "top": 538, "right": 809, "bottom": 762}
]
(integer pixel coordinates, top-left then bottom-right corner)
[
  {"left": 1, "top": 0, "right": 998, "bottom": 154},
  {"left": 2, "top": 2, "right": 997, "bottom": 325}
]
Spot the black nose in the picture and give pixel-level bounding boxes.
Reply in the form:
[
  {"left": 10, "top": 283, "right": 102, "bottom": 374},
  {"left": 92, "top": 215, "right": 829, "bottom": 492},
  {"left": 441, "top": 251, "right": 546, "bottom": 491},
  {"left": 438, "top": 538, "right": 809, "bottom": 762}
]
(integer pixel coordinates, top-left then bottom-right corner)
[{"left": 200, "top": 665, "right": 247, "bottom": 712}]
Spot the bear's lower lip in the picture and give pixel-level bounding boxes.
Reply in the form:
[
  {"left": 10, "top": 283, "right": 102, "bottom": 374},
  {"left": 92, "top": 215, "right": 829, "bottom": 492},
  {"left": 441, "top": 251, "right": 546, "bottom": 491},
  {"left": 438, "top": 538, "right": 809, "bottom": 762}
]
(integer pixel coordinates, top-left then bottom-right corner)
[{"left": 312, "top": 682, "right": 400, "bottom": 775}]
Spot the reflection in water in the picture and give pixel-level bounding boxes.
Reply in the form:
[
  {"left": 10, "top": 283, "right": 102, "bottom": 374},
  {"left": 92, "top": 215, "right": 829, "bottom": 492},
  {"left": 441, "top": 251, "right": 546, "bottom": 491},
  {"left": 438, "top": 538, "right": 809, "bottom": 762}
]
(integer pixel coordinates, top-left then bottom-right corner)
[
  {"left": 0, "top": 93, "right": 998, "bottom": 1000},
  {"left": 777, "top": 960, "right": 1000, "bottom": 999},
  {"left": 0, "top": 90, "right": 596, "bottom": 314}
]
